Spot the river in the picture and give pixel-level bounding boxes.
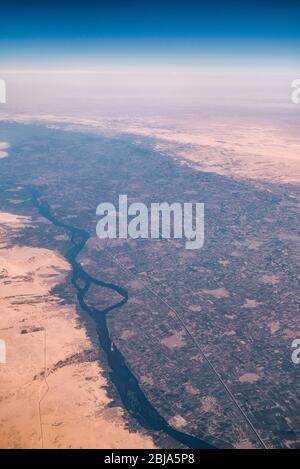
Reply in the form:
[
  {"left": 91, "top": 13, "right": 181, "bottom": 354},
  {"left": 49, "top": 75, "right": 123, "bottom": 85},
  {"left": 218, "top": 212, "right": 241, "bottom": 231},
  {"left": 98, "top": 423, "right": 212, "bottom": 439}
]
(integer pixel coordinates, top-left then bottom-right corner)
[{"left": 30, "top": 187, "right": 215, "bottom": 449}]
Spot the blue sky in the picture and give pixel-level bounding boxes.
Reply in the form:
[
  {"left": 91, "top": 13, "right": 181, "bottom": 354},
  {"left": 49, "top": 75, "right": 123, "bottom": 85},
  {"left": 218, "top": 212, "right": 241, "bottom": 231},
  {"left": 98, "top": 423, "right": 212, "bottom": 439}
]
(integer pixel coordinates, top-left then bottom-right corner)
[{"left": 0, "top": 1, "right": 299, "bottom": 69}]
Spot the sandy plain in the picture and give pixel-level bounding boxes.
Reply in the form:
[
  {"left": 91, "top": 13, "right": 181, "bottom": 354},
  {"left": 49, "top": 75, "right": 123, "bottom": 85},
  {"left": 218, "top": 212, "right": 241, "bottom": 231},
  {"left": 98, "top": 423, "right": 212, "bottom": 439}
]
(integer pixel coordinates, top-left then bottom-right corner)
[
  {"left": 123, "top": 121, "right": 300, "bottom": 185},
  {"left": 0, "top": 211, "right": 154, "bottom": 448}
]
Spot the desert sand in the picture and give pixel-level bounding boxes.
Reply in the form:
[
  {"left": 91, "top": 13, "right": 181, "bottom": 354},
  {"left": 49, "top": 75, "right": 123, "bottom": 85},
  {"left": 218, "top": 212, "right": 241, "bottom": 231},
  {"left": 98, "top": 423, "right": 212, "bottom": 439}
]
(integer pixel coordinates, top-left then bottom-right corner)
[
  {"left": 0, "top": 211, "right": 154, "bottom": 448},
  {"left": 124, "top": 122, "right": 300, "bottom": 184}
]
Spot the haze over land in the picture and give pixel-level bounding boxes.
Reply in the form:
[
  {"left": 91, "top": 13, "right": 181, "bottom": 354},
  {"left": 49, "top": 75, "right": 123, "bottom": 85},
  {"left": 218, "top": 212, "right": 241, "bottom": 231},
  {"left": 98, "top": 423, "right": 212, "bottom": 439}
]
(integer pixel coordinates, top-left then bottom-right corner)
[{"left": 1, "top": 60, "right": 299, "bottom": 184}]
